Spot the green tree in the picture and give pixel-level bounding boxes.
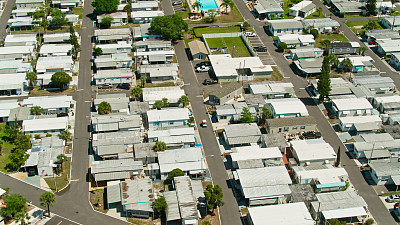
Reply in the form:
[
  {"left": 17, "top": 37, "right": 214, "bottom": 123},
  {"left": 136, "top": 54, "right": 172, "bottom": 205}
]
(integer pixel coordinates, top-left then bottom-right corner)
[
  {"left": 29, "top": 0, "right": 51, "bottom": 33},
  {"left": 358, "top": 46, "right": 367, "bottom": 55},
  {"left": 178, "top": 95, "right": 190, "bottom": 107},
  {"left": 162, "top": 98, "right": 169, "bottom": 107},
  {"left": 363, "top": 20, "right": 379, "bottom": 30},
  {"left": 14, "top": 211, "right": 30, "bottom": 225},
  {"left": 327, "top": 219, "right": 346, "bottom": 225},
  {"left": 123, "top": 0, "right": 132, "bottom": 22},
  {"left": 50, "top": 9, "right": 68, "bottom": 28},
  {"left": 92, "top": 0, "right": 119, "bottom": 14},
  {"left": 140, "top": 76, "right": 147, "bottom": 88},
  {"left": 26, "top": 72, "right": 37, "bottom": 90},
  {"left": 220, "top": 0, "right": 234, "bottom": 14},
  {"left": 317, "top": 56, "right": 332, "bottom": 102},
  {"left": 7, "top": 149, "right": 29, "bottom": 171},
  {"left": 278, "top": 42, "right": 287, "bottom": 51},
  {"left": 202, "top": 221, "right": 211, "bottom": 225},
  {"left": 204, "top": 184, "right": 224, "bottom": 215},
  {"left": 242, "top": 21, "right": 250, "bottom": 31},
  {"left": 192, "top": 1, "right": 202, "bottom": 11},
  {"left": 4, "top": 125, "right": 19, "bottom": 143},
  {"left": 57, "top": 154, "right": 67, "bottom": 169},
  {"left": 316, "top": 7, "right": 322, "bottom": 17},
  {"left": 69, "top": 25, "right": 80, "bottom": 60},
  {"left": 15, "top": 134, "right": 31, "bottom": 151},
  {"left": 240, "top": 107, "right": 254, "bottom": 123},
  {"left": 51, "top": 71, "right": 72, "bottom": 90},
  {"left": 168, "top": 168, "right": 184, "bottom": 180},
  {"left": 335, "top": 146, "right": 341, "bottom": 167},
  {"left": 328, "top": 54, "right": 339, "bottom": 68},
  {"left": 131, "top": 86, "right": 143, "bottom": 100},
  {"left": 100, "top": 15, "right": 113, "bottom": 28},
  {"left": 203, "top": 9, "right": 217, "bottom": 23},
  {"left": 262, "top": 106, "right": 273, "bottom": 119},
  {"left": 154, "top": 141, "right": 167, "bottom": 151},
  {"left": 93, "top": 47, "right": 103, "bottom": 56},
  {"left": 151, "top": 14, "right": 188, "bottom": 40},
  {"left": 310, "top": 29, "right": 318, "bottom": 38},
  {"left": 321, "top": 39, "right": 331, "bottom": 55},
  {"left": 366, "top": 0, "right": 377, "bottom": 16},
  {"left": 34, "top": 134, "right": 41, "bottom": 139},
  {"left": 57, "top": 130, "right": 72, "bottom": 143},
  {"left": 0, "top": 194, "right": 27, "bottom": 218},
  {"left": 153, "top": 196, "right": 167, "bottom": 214},
  {"left": 97, "top": 101, "right": 111, "bottom": 115},
  {"left": 154, "top": 100, "right": 163, "bottom": 110},
  {"left": 46, "top": 133, "right": 52, "bottom": 137},
  {"left": 30, "top": 106, "right": 43, "bottom": 115},
  {"left": 341, "top": 58, "right": 353, "bottom": 72},
  {"left": 40, "top": 192, "right": 55, "bottom": 217}
]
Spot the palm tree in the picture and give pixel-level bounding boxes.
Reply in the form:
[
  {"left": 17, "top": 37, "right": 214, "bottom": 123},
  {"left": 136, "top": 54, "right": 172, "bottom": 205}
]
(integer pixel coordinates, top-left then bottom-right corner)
[
  {"left": 220, "top": 0, "right": 234, "bottom": 14},
  {"left": 14, "top": 211, "right": 30, "bottom": 225},
  {"left": 179, "top": 95, "right": 190, "bottom": 107},
  {"left": 57, "top": 154, "right": 67, "bottom": 169},
  {"left": 40, "top": 192, "right": 56, "bottom": 217},
  {"left": 341, "top": 58, "right": 353, "bottom": 73},
  {"left": 154, "top": 141, "right": 167, "bottom": 151},
  {"left": 321, "top": 39, "right": 331, "bottom": 55},
  {"left": 26, "top": 71, "right": 37, "bottom": 90},
  {"left": 131, "top": 86, "right": 143, "bottom": 100},
  {"left": 358, "top": 46, "right": 367, "bottom": 55},
  {"left": 30, "top": 106, "right": 43, "bottom": 115},
  {"left": 192, "top": 1, "right": 202, "bottom": 11},
  {"left": 328, "top": 54, "right": 339, "bottom": 68},
  {"left": 140, "top": 76, "right": 147, "bottom": 88}
]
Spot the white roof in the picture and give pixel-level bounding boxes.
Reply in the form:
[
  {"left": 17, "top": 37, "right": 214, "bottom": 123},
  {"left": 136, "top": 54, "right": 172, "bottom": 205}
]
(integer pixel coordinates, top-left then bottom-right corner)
[
  {"left": 131, "top": 1, "right": 159, "bottom": 8},
  {"left": 208, "top": 54, "right": 272, "bottom": 78},
  {"left": 332, "top": 98, "right": 373, "bottom": 111},
  {"left": 0, "top": 46, "right": 33, "bottom": 55},
  {"left": 22, "top": 95, "right": 73, "bottom": 109},
  {"left": 0, "top": 100, "right": 18, "bottom": 118},
  {"left": 147, "top": 108, "right": 189, "bottom": 122},
  {"left": 0, "top": 73, "right": 27, "bottom": 90},
  {"left": 293, "top": 165, "right": 347, "bottom": 184},
  {"left": 36, "top": 56, "right": 73, "bottom": 73},
  {"left": 236, "top": 166, "right": 292, "bottom": 187},
  {"left": 0, "top": 60, "right": 31, "bottom": 72},
  {"left": 142, "top": 86, "right": 185, "bottom": 104},
  {"left": 339, "top": 56, "right": 373, "bottom": 66},
  {"left": 0, "top": 188, "right": 6, "bottom": 196},
  {"left": 131, "top": 11, "right": 164, "bottom": 18},
  {"left": 377, "top": 39, "right": 400, "bottom": 53},
  {"left": 278, "top": 34, "right": 314, "bottom": 44},
  {"left": 4, "top": 34, "right": 36, "bottom": 45},
  {"left": 322, "top": 207, "right": 367, "bottom": 220},
  {"left": 231, "top": 146, "right": 282, "bottom": 162},
  {"left": 40, "top": 44, "right": 72, "bottom": 55},
  {"left": 148, "top": 127, "right": 195, "bottom": 145},
  {"left": 248, "top": 202, "right": 314, "bottom": 225},
  {"left": 290, "top": 139, "right": 337, "bottom": 162},
  {"left": 22, "top": 117, "right": 68, "bottom": 132},
  {"left": 290, "top": 0, "right": 314, "bottom": 10},
  {"left": 158, "top": 148, "right": 204, "bottom": 173},
  {"left": 266, "top": 98, "right": 309, "bottom": 116},
  {"left": 249, "top": 82, "right": 294, "bottom": 95},
  {"left": 94, "top": 68, "right": 132, "bottom": 79},
  {"left": 374, "top": 95, "right": 400, "bottom": 104},
  {"left": 339, "top": 115, "right": 381, "bottom": 124}
]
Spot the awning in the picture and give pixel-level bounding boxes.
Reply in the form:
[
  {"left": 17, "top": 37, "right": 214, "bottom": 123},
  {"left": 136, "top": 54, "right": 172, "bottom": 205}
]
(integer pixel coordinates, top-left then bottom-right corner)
[
  {"left": 61, "top": 2, "right": 76, "bottom": 6},
  {"left": 316, "top": 182, "right": 346, "bottom": 189},
  {"left": 322, "top": 207, "right": 367, "bottom": 220}
]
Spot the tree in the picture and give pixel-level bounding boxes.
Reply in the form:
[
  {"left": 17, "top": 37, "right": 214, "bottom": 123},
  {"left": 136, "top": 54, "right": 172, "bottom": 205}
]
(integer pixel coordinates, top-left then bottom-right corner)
[
  {"left": 154, "top": 141, "right": 167, "bottom": 151},
  {"left": 316, "top": 7, "right": 322, "bottom": 17},
  {"left": 167, "top": 168, "right": 184, "bottom": 180},
  {"left": 26, "top": 71, "right": 37, "bottom": 90},
  {"left": 100, "top": 15, "right": 113, "bottom": 29},
  {"left": 341, "top": 58, "right": 353, "bottom": 72},
  {"left": 203, "top": 9, "right": 218, "bottom": 23},
  {"left": 40, "top": 192, "right": 55, "bottom": 217},
  {"left": 327, "top": 219, "right": 346, "bottom": 225},
  {"left": 7, "top": 149, "right": 29, "bottom": 171},
  {"left": 57, "top": 130, "right": 72, "bottom": 143},
  {"left": 363, "top": 20, "right": 379, "bottom": 30},
  {"left": 328, "top": 54, "right": 339, "bottom": 68},
  {"left": 0, "top": 194, "right": 27, "bottom": 218},
  {"left": 151, "top": 14, "right": 188, "bottom": 40},
  {"left": 366, "top": 0, "right": 377, "bottom": 16},
  {"left": 310, "top": 29, "right": 318, "bottom": 38},
  {"left": 131, "top": 86, "right": 142, "bottom": 100},
  {"left": 321, "top": 39, "right": 331, "bottom": 55},
  {"left": 242, "top": 21, "right": 250, "bottom": 31},
  {"left": 97, "top": 101, "right": 111, "bottom": 115},
  {"left": 57, "top": 154, "right": 67, "bottom": 169},
  {"left": 202, "top": 221, "right": 211, "bottom": 225},
  {"left": 240, "top": 107, "right": 254, "bottom": 123},
  {"left": 30, "top": 0, "right": 51, "bottom": 33},
  {"left": 162, "top": 98, "right": 169, "bottom": 107},
  {"left": 14, "top": 211, "right": 30, "bottom": 225},
  {"left": 220, "top": 0, "right": 234, "bottom": 14},
  {"left": 317, "top": 56, "right": 331, "bottom": 103},
  {"left": 92, "top": 0, "right": 119, "bottom": 15},
  {"left": 335, "top": 146, "right": 341, "bottom": 167},
  {"left": 93, "top": 47, "right": 103, "bottom": 56},
  {"left": 140, "top": 76, "right": 147, "bottom": 88},
  {"left": 50, "top": 9, "right": 68, "bottom": 28},
  {"left": 153, "top": 196, "right": 167, "bottom": 214},
  {"left": 178, "top": 95, "right": 190, "bottom": 107},
  {"left": 69, "top": 25, "right": 80, "bottom": 60},
  {"left": 278, "top": 42, "right": 287, "bottom": 51},
  {"left": 262, "top": 106, "right": 273, "bottom": 119},
  {"left": 30, "top": 106, "right": 43, "bottom": 115},
  {"left": 154, "top": 100, "right": 163, "bottom": 110},
  {"left": 358, "top": 46, "right": 367, "bottom": 55},
  {"left": 15, "top": 134, "right": 31, "bottom": 151},
  {"left": 123, "top": 0, "right": 132, "bottom": 22},
  {"left": 192, "top": 1, "right": 202, "bottom": 11},
  {"left": 204, "top": 184, "right": 224, "bottom": 215},
  {"left": 51, "top": 71, "right": 72, "bottom": 90}
]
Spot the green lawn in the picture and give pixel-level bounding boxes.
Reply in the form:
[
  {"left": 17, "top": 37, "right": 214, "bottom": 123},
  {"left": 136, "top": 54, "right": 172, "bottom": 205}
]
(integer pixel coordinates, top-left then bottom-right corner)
[
  {"left": 0, "top": 123, "right": 15, "bottom": 173},
  {"left": 315, "top": 33, "right": 349, "bottom": 47},
  {"left": 71, "top": 7, "right": 83, "bottom": 19},
  {"left": 44, "top": 158, "right": 71, "bottom": 192},
  {"left": 194, "top": 26, "right": 241, "bottom": 38},
  {"left": 305, "top": 10, "right": 326, "bottom": 19},
  {"left": 345, "top": 20, "right": 383, "bottom": 35},
  {"left": 145, "top": 82, "right": 175, "bottom": 87},
  {"left": 281, "top": 0, "right": 295, "bottom": 19},
  {"left": 206, "top": 37, "right": 251, "bottom": 57}
]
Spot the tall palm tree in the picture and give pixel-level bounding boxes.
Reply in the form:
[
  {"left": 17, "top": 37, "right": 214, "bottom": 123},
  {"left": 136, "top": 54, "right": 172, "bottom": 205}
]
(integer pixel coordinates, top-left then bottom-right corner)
[
  {"left": 358, "top": 46, "right": 367, "bottom": 55},
  {"left": 220, "top": 0, "right": 234, "bottom": 14},
  {"left": 192, "top": 1, "right": 202, "bottom": 11},
  {"left": 40, "top": 192, "right": 56, "bottom": 217},
  {"left": 341, "top": 58, "right": 353, "bottom": 72},
  {"left": 321, "top": 39, "right": 331, "bottom": 55}
]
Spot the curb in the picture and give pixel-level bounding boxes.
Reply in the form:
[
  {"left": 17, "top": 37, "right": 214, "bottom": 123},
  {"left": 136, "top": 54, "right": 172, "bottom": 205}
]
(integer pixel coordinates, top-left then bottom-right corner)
[{"left": 0, "top": 171, "right": 47, "bottom": 192}]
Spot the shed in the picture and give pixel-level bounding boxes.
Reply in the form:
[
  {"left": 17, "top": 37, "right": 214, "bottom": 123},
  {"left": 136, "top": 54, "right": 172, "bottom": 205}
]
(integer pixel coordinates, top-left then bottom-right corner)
[
  {"left": 209, "top": 82, "right": 243, "bottom": 105},
  {"left": 188, "top": 40, "right": 208, "bottom": 60}
]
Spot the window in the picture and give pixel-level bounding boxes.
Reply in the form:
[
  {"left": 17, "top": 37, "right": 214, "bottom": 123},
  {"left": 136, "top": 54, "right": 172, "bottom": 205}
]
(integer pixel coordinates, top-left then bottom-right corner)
[
  {"left": 293, "top": 126, "right": 297, "bottom": 130},
  {"left": 220, "top": 116, "right": 227, "bottom": 119},
  {"left": 278, "top": 128, "right": 282, "bottom": 132},
  {"left": 168, "top": 121, "right": 174, "bottom": 125},
  {"left": 284, "top": 127, "right": 289, "bottom": 132},
  {"left": 153, "top": 122, "right": 159, "bottom": 126},
  {"left": 300, "top": 126, "right": 306, "bottom": 129}
]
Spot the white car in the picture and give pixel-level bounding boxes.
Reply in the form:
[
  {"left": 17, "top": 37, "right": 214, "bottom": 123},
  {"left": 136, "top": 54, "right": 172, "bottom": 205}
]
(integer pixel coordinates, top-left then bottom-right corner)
[
  {"left": 244, "top": 32, "right": 256, "bottom": 37},
  {"left": 196, "top": 65, "right": 211, "bottom": 72}
]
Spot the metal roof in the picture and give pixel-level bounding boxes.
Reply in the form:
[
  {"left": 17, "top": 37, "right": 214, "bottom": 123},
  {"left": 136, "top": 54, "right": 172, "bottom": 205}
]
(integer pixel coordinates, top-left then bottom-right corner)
[
  {"left": 312, "top": 191, "right": 367, "bottom": 212},
  {"left": 164, "top": 191, "right": 181, "bottom": 221},
  {"left": 91, "top": 158, "right": 143, "bottom": 174},
  {"left": 369, "top": 161, "right": 400, "bottom": 177},
  {"left": 121, "top": 178, "right": 154, "bottom": 212},
  {"left": 235, "top": 166, "right": 292, "bottom": 188},
  {"left": 174, "top": 176, "right": 201, "bottom": 220},
  {"left": 267, "top": 19, "right": 303, "bottom": 30},
  {"left": 107, "top": 182, "right": 121, "bottom": 203}
]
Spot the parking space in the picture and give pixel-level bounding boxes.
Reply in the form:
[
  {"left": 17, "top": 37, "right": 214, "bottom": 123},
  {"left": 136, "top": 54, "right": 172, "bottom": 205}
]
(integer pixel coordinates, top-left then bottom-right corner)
[
  {"left": 247, "top": 36, "right": 276, "bottom": 65},
  {"left": 171, "top": 0, "right": 184, "bottom": 13}
]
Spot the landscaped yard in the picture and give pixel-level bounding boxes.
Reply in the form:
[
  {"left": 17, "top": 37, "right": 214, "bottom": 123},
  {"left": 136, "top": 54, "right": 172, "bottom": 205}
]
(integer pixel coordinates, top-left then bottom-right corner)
[
  {"left": 89, "top": 188, "right": 109, "bottom": 213},
  {"left": 194, "top": 26, "right": 241, "bottom": 37},
  {"left": 315, "top": 33, "right": 349, "bottom": 47},
  {"left": 145, "top": 82, "right": 175, "bottom": 88},
  {"left": 71, "top": 7, "right": 83, "bottom": 19},
  {"left": 0, "top": 123, "right": 15, "bottom": 173},
  {"left": 44, "top": 157, "right": 70, "bottom": 192},
  {"left": 206, "top": 37, "right": 251, "bottom": 57},
  {"left": 176, "top": 4, "right": 243, "bottom": 24},
  {"left": 305, "top": 10, "right": 326, "bottom": 19},
  {"left": 345, "top": 20, "right": 384, "bottom": 35}
]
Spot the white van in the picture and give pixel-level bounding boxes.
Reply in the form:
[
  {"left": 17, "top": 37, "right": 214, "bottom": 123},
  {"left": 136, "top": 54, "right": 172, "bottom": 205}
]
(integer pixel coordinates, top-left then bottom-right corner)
[{"left": 244, "top": 32, "right": 256, "bottom": 37}]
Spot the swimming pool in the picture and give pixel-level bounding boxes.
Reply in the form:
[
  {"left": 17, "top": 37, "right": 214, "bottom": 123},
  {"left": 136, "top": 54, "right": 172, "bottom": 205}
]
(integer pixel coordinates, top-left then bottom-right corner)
[{"left": 197, "top": 0, "right": 220, "bottom": 10}]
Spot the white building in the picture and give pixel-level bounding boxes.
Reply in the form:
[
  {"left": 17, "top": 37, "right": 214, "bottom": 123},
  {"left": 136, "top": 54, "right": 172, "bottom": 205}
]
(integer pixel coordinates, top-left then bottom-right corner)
[
  {"left": 290, "top": 139, "right": 337, "bottom": 166},
  {"left": 147, "top": 127, "right": 195, "bottom": 149},
  {"left": 332, "top": 98, "right": 374, "bottom": 118},
  {"left": 265, "top": 98, "right": 309, "bottom": 118},
  {"left": 39, "top": 44, "right": 72, "bottom": 57},
  {"left": 4, "top": 34, "right": 37, "bottom": 47},
  {"left": 267, "top": 19, "right": 303, "bottom": 36},
  {"left": 147, "top": 108, "right": 189, "bottom": 130},
  {"left": 22, "top": 95, "right": 73, "bottom": 114},
  {"left": 277, "top": 34, "right": 315, "bottom": 48},
  {"left": 142, "top": 86, "right": 185, "bottom": 106},
  {"left": 0, "top": 46, "right": 34, "bottom": 61},
  {"left": 22, "top": 117, "right": 68, "bottom": 134},
  {"left": 0, "top": 60, "right": 31, "bottom": 74},
  {"left": 131, "top": 11, "right": 164, "bottom": 23},
  {"left": 230, "top": 146, "right": 283, "bottom": 169},
  {"left": 339, "top": 115, "right": 382, "bottom": 132},
  {"left": 301, "top": 18, "right": 340, "bottom": 33},
  {"left": 223, "top": 123, "right": 262, "bottom": 146},
  {"left": 93, "top": 69, "right": 134, "bottom": 86},
  {"left": 0, "top": 73, "right": 28, "bottom": 96},
  {"left": 289, "top": 1, "right": 316, "bottom": 18},
  {"left": 35, "top": 56, "right": 73, "bottom": 74},
  {"left": 139, "top": 63, "right": 178, "bottom": 83}
]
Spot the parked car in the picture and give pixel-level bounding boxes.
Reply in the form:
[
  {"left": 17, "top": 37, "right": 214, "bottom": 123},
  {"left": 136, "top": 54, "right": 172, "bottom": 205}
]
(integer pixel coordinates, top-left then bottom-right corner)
[
  {"left": 387, "top": 195, "right": 400, "bottom": 203},
  {"left": 368, "top": 40, "right": 376, "bottom": 45},
  {"left": 203, "top": 79, "right": 217, "bottom": 85},
  {"left": 196, "top": 65, "right": 211, "bottom": 72},
  {"left": 244, "top": 32, "right": 256, "bottom": 37},
  {"left": 172, "top": 1, "right": 181, "bottom": 5},
  {"left": 302, "top": 131, "right": 322, "bottom": 139},
  {"left": 201, "top": 120, "right": 207, "bottom": 127},
  {"left": 27, "top": 168, "right": 36, "bottom": 176},
  {"left": 254, "top": 46, "right": 267, "bottom": 52},
  {"left": 117, "top": 83, "right": 131, "bottom": 90},
  {"left": 99, "top": 83, "right": 112, "bottom": 89}
]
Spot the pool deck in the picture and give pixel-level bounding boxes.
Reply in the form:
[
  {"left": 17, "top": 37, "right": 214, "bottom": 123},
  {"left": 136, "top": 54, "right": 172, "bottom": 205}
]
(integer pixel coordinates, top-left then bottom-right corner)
[{"left": 187, "top": 0, "right": 230, "bottom": 14}]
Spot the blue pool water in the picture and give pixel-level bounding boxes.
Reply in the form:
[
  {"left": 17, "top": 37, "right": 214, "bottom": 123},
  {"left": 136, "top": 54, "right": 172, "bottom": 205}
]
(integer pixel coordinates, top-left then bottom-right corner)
[{"left": 198, "top": 0, "right": 220, "bottom": 10}]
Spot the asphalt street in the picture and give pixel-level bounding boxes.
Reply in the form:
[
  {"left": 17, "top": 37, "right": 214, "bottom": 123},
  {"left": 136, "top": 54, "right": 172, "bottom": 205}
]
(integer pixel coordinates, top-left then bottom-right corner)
[
  {"left": 45, "top": 215, "right": 80, "bottom": 225},
  {"left": 0, "top": 0, "right": 14, "bottom": 39}
]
